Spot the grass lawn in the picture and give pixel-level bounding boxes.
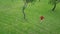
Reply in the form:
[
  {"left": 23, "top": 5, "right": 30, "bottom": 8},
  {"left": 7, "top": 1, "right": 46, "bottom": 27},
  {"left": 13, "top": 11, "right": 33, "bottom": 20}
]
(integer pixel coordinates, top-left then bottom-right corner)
[{"left": 0, "top": 0, "right": 60, "bottom": 34}]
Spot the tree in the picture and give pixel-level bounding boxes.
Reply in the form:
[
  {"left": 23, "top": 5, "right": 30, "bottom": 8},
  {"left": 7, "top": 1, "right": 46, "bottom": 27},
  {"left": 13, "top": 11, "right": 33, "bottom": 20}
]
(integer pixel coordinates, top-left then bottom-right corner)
[
  {"left": 22, "top": 0, "right": 40, "bottom": 20},
  {"left": 49, "top": 0, "right": 60, "bottom": 11}
]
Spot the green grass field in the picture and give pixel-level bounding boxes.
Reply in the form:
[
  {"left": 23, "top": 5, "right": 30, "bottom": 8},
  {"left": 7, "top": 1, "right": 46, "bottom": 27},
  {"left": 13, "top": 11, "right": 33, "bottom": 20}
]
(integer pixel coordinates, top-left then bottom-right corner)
[{"left": 0, "top": 0, "right": 60, "bottom": 34}]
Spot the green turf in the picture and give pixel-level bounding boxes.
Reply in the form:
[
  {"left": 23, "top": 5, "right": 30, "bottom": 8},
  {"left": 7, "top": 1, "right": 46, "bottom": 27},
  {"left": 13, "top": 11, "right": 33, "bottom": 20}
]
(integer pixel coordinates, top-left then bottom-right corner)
[{"left": 0, "top": 0, "right": 60, "bottom": 34}]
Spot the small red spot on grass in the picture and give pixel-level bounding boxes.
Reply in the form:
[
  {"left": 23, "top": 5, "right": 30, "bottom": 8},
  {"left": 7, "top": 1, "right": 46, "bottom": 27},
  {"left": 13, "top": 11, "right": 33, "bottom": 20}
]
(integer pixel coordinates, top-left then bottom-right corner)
[{"left": 40, "top": 16, "right": 44, "bottom": 20}]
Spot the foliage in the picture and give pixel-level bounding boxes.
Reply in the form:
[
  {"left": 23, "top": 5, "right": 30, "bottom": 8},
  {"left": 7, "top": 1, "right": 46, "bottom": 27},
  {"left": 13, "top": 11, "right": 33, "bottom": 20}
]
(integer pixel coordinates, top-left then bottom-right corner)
[{"left": 49, "top": 0, "right": 60, "bottom": 5}]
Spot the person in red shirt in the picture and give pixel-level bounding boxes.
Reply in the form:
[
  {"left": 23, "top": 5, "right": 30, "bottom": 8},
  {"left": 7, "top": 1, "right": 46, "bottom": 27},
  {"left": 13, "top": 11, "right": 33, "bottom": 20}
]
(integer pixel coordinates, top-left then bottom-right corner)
[{"left": 40, "top": 16, "right": 44, "bottom": 22}]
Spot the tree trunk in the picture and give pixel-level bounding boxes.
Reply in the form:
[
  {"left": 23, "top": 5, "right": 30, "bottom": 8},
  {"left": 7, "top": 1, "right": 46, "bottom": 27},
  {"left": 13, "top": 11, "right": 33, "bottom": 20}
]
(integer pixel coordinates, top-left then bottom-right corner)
[
  {"left": 22, "top": 3, "right": 27, "bottom": 20},
  {"left": 52, "top": 2, "right": 56, "bottom": 11}
]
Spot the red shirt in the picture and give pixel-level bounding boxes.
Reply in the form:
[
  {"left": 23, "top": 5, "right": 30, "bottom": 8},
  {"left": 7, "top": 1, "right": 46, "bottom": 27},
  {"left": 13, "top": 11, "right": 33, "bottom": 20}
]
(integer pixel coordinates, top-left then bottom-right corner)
[{"left": 40, "top": 16, "right": 44, "bottom": 20}]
